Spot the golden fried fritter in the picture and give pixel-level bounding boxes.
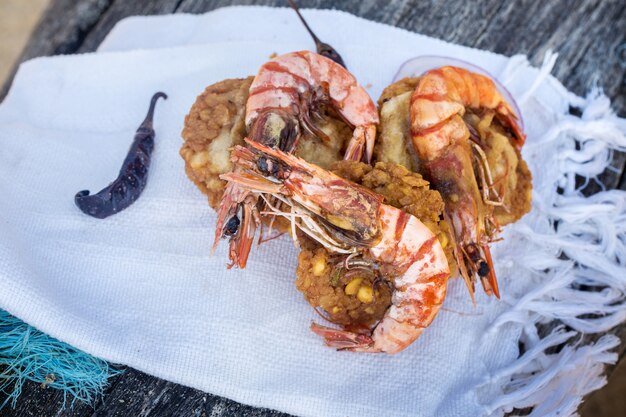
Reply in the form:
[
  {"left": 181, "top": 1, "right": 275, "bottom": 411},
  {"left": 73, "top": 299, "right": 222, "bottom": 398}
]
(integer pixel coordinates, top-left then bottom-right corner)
[
  {"left": 296, "top": 241, "right": 392, "bottom": 328},
  {"left": 181, "top": 78, "right": 252, "bottom": 209},
  {"left": 375, "top": 77, "right": 532, "bottom": 226},
  {"left": 295, "top": 161, "right": 453, "bottom": 327}
]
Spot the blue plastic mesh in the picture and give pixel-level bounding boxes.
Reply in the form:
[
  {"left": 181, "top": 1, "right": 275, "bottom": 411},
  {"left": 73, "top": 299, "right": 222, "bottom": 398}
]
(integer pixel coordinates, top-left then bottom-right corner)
[{"left": 0, "top": 309, "right": 121, "bottom": 409}]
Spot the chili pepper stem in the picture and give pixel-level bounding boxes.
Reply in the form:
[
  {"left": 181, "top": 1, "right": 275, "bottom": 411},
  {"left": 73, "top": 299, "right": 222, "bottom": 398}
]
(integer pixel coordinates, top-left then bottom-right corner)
[
  {"left": 287, "top": 0, "right": 321, "bottom": 43},
  {"left": 141, "top": 92, "right": 167, "bottom": 129},
  {"left": 287, "top": 0, "right": 346, "bottom": 68}
]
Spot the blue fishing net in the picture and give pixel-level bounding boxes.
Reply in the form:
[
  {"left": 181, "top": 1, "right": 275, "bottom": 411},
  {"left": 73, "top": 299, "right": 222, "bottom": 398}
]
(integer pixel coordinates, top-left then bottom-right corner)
[{"left": 0, "top": 309, "right": 121, "bottom": 409}]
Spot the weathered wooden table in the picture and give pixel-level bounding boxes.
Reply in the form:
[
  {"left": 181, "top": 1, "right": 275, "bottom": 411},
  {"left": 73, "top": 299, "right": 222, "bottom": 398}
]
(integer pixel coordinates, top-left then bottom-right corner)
[{"left": 0, "top": 1, "right": 624, "bottom": 416}]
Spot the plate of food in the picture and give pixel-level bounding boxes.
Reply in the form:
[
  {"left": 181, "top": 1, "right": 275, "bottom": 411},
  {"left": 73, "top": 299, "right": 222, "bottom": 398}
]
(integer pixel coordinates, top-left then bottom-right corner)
[
  {"left": 0, "top": 5, "right": 624, "bottom": 417},
  {"left": 180, "top": 45, "right": 532, "bottom": 354}
]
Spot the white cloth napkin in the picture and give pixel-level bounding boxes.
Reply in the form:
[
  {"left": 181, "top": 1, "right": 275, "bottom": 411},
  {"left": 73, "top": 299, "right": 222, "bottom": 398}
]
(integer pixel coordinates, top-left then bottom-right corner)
[{"left": 1, "top": 7, "right": 624, "bottom": 417}]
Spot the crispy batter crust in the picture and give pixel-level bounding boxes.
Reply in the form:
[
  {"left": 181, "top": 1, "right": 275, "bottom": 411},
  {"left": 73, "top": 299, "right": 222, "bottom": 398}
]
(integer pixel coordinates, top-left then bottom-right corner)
[{"left": 181, "top": 77, "right": 253, "bottom": 209}]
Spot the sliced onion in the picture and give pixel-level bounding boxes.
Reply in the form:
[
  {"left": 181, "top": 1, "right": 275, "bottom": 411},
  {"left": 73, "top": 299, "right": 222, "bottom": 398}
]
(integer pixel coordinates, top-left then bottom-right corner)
[{"left": 393, "top": 55, "right": 524, "bottom": 128}]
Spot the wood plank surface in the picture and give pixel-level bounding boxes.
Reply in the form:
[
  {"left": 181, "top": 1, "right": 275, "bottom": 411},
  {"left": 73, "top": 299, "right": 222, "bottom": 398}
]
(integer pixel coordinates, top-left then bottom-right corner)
[{"left": 0, "top": 1, "right": 624, "bottom": 416}]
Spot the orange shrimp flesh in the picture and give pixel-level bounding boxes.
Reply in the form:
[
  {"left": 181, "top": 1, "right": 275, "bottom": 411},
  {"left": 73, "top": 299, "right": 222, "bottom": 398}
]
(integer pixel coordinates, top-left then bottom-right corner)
[
  {"left": 410, "top": 66, "right": 526, "bottom": 300},
  {"left": 221, "top": 139, "right": 450, "bottom": 354},
  {"left": 213, "top": 51, "right": 378, "bottom": 269}
]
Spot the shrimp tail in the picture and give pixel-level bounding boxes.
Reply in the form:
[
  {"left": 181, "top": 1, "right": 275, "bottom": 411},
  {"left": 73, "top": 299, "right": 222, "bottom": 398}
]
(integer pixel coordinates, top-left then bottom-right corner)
[
  {"left": 343, "top": 124, "right": 376, "bottom": 163},
  {"left": 310, "top": 323, "right": 375, "bottom": 351}
]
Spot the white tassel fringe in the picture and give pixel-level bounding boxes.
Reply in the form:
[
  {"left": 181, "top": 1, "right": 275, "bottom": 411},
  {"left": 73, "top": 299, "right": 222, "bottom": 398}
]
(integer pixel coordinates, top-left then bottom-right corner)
[{"left": 482, "top": 53, "right": 626, "bottom": 416}]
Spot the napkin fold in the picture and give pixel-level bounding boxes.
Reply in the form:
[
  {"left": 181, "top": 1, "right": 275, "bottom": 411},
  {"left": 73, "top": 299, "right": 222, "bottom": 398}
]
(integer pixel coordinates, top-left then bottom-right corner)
[{"left": 0, "top": 7, "right": 624, "bottom": 417}]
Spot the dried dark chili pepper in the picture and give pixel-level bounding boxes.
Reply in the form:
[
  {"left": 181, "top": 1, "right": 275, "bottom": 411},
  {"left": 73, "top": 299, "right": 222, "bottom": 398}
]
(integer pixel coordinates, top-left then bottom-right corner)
[
  {"left": 75, "top": 92, "right": 167, "bottom": 219},
  {"left": 287, "top": 0, "right": 346, "bottom": 68}
]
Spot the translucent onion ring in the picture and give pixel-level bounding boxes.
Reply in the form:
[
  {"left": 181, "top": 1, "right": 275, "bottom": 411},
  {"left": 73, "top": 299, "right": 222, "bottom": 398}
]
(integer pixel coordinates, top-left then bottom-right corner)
[{"left": 392, "top": 55, "right": 524, "bottom": 129}]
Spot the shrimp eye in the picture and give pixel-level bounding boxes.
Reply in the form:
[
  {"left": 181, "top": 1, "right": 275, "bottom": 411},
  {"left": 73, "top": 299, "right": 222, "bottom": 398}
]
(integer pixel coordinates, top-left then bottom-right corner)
[
  {"left": 257, "top": 157, "right": 285, "bottom": 178},
  {"left": 223, "top": 215, "right": 240, "bottom": 236},
  {"left": 477, "top": 260, "right": 490, "bottom": 277},
  {"left": 257, "top": 157, "right": 270, "bottom": 175}
]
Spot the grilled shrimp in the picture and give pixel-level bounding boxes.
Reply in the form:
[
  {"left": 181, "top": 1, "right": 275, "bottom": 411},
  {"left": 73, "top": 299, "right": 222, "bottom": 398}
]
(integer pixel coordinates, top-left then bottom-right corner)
[
  {"left": 221, "top": 139, "right": 450, "bottom": 354},
  {"left": 409, "top": 66, "right": 526, "bottom": 299},
  {"left": 214, "top": 51, "right": 378, "bottom": 269},
  {"left": 246, "top": 51, "right": 379, "bottom": 160}
]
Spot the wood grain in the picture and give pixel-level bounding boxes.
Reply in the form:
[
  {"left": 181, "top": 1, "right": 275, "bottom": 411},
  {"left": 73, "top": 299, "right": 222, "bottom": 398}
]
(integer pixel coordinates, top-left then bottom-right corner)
[{"left": 0, "top": 1, "right": 624, "bottom": 416}]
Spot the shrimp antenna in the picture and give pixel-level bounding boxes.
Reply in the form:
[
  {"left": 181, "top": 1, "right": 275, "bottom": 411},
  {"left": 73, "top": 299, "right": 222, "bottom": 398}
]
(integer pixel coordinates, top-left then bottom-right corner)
[{"left": 287, "top": 0, "right": 346, "bottom": 68}]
